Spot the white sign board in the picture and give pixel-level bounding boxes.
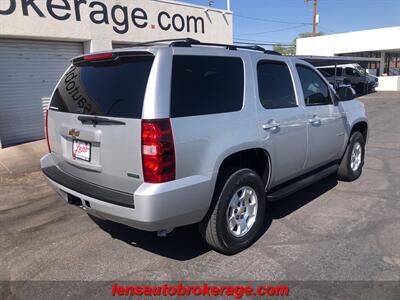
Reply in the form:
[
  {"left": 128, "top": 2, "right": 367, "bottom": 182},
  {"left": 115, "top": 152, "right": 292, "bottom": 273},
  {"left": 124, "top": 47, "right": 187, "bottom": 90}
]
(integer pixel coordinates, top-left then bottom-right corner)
[{"left": 0, "top": 0, "right": 233, "bottom": 50}]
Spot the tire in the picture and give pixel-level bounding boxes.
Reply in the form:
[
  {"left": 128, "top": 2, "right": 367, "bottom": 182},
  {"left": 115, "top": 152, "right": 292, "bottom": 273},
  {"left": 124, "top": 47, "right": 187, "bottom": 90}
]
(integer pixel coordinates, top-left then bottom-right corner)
[
  {"left": 337, "top": 131, "right": 365, "bottom": 181},
  {"left": 355, "top": 83, "right": 365, "bottom": 95},
  {"left": 199, "top": 168, "right": 266, "bottom": 254}
]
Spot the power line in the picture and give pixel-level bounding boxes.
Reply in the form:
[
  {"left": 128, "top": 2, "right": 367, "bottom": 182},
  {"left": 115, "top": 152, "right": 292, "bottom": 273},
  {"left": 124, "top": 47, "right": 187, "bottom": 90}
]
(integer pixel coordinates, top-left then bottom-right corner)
[
  {"left": 235, "top": 24, "right": 310, "bottom": 37},
  {"left": 318, "top": 25, "right": 336, "bottom": 33},
  {"left": 234, "top": 14, "right": 312, "bottom": 25}
]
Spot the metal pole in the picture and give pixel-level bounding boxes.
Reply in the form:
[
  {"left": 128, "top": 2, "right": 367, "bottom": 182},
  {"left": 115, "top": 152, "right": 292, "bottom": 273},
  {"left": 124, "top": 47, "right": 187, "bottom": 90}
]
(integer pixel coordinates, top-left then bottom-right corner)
[
  {"left": 313, "top": 0, "right": 317, "bottom": 36},
  {"left": 227, "top": 0, "right": 231, "bottom": 11},
  {"left": 305, "top": 0, "right": 318, "bottom": 36},
  {"left": 334, "top": 63, "right": 337, "bottom": 89}
]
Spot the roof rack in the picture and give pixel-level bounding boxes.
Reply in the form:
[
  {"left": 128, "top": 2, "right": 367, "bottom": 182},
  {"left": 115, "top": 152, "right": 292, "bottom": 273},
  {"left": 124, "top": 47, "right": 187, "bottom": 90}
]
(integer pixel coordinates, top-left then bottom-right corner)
[
  {"left": 131, "top": 38, "right": 281, "bottom": 55},
  {"left": 131, "top": 38, "right": 199, "bottom": 47}
]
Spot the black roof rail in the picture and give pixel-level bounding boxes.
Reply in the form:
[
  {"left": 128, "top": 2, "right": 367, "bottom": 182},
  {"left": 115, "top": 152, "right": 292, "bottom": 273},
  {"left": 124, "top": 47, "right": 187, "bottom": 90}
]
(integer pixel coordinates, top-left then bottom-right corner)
[
  {"left": 169, "top": 38, "right": 202, "bottom": 47},
  {"left": 264, "top": 50, "right": 282, "bottom": 55},
  {"left": 132, "top": 38, "right": 201, "bottom": 47},
  {"left": 169, "top": 39, "right": 282, "bottom": 55},
  {"left": 125, "top": 37, "right": 281, "bottom": 55}
]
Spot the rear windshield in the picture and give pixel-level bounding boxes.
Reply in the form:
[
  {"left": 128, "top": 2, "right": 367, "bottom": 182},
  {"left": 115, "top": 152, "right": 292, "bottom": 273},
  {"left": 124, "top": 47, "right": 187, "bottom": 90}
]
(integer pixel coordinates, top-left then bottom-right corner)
[{"left": 50, "top": 56, "right": 154, "bottom": 119}]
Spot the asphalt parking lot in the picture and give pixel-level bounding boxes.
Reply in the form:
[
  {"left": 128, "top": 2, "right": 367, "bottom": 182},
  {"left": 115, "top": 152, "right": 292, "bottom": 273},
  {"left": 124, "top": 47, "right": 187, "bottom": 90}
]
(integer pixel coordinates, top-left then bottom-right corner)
[{"left": 1, "top": 91, "right": 399, "bottom": 296}]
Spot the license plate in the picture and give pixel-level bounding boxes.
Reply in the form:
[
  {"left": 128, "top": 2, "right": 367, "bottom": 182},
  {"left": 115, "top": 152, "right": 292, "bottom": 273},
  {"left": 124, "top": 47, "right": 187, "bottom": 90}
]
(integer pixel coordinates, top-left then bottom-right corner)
[{"left": 72, "top": 140, "right": 91, "bottom": 162}]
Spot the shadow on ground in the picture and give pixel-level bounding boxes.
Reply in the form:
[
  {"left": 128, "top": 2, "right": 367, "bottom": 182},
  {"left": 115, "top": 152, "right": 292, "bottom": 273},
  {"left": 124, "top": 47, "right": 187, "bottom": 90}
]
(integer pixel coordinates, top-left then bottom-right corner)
[
  {"left": 267, "top": 175, "right": 338, "bottom": 220},
  {"left": 90, "top": 175, "right": 338, "bottom": 260}
]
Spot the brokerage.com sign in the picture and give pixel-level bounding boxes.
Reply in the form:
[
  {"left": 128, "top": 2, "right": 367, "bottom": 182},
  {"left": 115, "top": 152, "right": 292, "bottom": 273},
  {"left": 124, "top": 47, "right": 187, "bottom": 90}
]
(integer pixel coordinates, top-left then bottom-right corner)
[{"left": 0, "top": 0, "right": 232, "bottom": 44}]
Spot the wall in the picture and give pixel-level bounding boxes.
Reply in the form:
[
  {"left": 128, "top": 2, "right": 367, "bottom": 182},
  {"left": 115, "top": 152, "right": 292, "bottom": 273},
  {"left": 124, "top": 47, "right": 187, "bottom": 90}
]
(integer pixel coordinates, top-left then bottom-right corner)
[
  {"left": 0, "top": 0, "right": 233, "bottom": 51},
  {"left": 375, "top": 76, "right": 400, "bottom": 91},
  {"left": 296, "top": 26, "right": 400, "bottom": 56}
]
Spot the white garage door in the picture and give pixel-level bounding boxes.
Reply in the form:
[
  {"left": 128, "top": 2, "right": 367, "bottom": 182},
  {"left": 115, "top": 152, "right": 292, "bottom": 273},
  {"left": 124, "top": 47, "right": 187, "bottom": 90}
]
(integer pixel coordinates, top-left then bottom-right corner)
[{"left": 0, "top": 39, "right": 83, "bottom": 147}]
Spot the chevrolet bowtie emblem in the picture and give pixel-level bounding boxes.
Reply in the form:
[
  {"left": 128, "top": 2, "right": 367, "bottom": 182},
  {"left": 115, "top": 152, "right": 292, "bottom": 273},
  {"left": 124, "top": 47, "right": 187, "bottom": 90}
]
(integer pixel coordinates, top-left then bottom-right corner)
[{"left": 68, "top": 129, "right": 80, "bottom": 138}]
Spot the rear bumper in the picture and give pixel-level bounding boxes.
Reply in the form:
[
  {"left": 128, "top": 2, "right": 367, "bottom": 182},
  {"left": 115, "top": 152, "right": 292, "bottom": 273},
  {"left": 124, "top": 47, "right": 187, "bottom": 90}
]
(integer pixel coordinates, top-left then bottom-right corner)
[{"left": 40, "top": 154, "right": 213, "bottom": 231}]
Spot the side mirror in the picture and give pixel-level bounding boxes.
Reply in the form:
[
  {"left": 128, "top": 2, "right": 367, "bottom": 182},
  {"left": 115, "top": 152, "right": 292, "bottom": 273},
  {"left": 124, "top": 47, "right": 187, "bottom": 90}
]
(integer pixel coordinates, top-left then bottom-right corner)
[{"left": 336, "top": 86, "right": 356, "bottom": 101}]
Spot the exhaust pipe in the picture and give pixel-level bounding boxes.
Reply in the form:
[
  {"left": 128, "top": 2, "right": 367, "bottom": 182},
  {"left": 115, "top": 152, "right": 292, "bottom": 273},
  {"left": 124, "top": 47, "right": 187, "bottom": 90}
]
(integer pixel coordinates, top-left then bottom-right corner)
[{"left": 67, "top": 194, "right": 82, "bottom": 206}]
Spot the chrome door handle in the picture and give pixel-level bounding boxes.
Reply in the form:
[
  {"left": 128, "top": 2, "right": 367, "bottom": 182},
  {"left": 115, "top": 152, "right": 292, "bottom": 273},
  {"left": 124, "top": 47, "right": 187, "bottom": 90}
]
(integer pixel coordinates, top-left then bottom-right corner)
[
  {"left": 262, "top": 121, "right": 280, "bottom": 131},
  {"left": 308, "top": 116, "right": 321, "bottom": 126}
]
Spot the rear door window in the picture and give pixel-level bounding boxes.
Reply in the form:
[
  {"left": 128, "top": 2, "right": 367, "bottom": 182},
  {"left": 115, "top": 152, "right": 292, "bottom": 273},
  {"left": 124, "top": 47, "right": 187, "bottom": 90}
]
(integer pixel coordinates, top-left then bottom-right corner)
[
  {"left": 257, "top": 61, "right": 297, "bottom": 109},
  {"left": 50, "top": 55, "right": 154, "bottom": 119},
  {"left": 170, "top": 55, "right": 244, "bottom": 117},
  {"left": 321, "top": 68, "right": 335, "bottom": 76}
]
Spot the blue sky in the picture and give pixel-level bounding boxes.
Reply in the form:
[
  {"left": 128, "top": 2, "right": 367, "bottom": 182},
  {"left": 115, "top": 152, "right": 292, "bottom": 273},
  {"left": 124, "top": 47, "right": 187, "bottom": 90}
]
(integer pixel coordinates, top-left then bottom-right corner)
[{"left": 182, "top": 0, "right": 400, "bottom": 46}]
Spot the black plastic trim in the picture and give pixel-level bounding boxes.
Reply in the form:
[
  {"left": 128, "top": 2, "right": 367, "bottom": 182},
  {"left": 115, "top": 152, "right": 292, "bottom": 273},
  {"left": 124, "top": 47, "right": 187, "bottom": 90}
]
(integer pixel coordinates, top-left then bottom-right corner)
[
  {"left": 266, "top": 161, "right": 339, "bottom": 201},
  {"left": 42, "top": 166, "right": 135, "bottom": 209}
]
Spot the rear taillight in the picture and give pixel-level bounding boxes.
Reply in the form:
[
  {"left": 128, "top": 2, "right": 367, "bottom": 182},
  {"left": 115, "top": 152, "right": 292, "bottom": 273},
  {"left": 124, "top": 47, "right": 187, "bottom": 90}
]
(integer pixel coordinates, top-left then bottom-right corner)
[
  {"left": 141, "top": 119, "right": 175, "bottom": 183},
  {"left": 45, "top": 110, "right": 51, "bottom": 153}
]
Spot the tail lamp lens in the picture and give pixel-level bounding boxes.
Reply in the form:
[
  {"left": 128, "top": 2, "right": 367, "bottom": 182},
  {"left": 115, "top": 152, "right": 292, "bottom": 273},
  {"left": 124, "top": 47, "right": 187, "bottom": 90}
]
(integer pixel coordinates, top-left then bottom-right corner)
[{"left": 141, "top": 119, "right": 175, "bottom": 183}]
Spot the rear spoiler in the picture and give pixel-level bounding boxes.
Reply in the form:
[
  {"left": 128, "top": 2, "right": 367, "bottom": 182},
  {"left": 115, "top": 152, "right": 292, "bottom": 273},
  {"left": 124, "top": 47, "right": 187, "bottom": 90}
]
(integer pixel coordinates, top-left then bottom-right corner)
[{"left": 71, "top": 51, "right": 153, "bottom": 66}]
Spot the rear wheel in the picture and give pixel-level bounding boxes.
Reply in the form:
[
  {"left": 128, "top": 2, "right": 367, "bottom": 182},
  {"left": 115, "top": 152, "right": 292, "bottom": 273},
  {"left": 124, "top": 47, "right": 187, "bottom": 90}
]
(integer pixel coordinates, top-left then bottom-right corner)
[
  {"left": 199, "top": 168, "right": 266, "bottom": 254},
  {"left": 337, "top": 131, "right": 365, "bottom": 181}
]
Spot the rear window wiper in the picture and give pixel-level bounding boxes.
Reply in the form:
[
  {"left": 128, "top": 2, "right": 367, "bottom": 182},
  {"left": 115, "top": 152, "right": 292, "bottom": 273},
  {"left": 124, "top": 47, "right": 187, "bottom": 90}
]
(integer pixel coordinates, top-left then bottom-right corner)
[{"left": 78, "top": 116, "right": 126, "bottom": 126}]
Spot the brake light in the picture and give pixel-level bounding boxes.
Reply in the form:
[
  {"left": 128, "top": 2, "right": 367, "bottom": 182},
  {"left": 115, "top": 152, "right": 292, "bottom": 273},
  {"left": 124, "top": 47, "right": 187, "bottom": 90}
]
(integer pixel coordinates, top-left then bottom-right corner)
[
  {"left": 84, "top": 52, "right": 113, "bottom": 61},
  {"left": 45, "top": 110, "right": 51, "bottom": 153},
  {"left": 141, "top": 119, "right": 175, "bottom": 183}
]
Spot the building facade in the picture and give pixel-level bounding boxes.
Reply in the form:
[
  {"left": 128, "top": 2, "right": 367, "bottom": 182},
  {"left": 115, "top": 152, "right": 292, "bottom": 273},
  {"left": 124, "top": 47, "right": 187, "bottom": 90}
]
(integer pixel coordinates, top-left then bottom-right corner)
[
  {"left": 0, "top": 0, "right": 232, "bottom": 147},
  {"left": 296, "top": 26, "right": 400, "bottom": 91}
]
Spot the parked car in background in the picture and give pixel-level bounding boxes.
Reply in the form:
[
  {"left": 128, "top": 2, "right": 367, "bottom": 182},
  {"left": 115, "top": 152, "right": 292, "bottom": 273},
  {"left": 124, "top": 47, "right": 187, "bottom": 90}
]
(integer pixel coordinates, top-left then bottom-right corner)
[
  {"left": 318, "top": 68, "right": 349, "bottom": 87},
  {"left": 41, "top": 39, "right": 368, "bottom": 254},
  {"left": 318, "top": 64, "right": 378, "bottom": 94}
]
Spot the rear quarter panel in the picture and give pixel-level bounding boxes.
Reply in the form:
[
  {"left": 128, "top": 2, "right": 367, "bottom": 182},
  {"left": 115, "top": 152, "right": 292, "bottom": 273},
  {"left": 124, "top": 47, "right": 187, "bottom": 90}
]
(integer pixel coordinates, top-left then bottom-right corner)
[{"left": 169, "top": 50, "right": 262, "bottom": 207}]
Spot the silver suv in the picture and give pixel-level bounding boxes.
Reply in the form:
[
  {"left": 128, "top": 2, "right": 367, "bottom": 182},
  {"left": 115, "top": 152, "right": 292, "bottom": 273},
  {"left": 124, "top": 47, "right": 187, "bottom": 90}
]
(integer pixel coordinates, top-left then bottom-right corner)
[{"left": 41, "top": 39, "right": 368, "bottom": 254}]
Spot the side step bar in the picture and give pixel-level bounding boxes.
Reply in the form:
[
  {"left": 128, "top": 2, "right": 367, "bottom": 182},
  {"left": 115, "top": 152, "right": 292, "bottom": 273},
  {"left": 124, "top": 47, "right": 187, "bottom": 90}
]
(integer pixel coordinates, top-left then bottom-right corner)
[{"left": 266, "top": 164, "right": 338, "bottom": 201}]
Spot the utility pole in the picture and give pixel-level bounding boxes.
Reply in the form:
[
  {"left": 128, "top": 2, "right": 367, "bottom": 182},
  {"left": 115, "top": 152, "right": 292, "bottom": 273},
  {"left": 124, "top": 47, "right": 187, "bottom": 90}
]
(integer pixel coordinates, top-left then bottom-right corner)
[{"left": 305, "top": 0, "right": 318, "bottom": 36}]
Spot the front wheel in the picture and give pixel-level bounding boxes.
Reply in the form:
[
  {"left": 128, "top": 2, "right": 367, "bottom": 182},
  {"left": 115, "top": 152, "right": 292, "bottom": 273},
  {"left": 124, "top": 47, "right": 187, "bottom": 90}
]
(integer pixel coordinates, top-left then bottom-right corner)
[
  {"left": 337, "top": 131, "right": 365, "bottom": 181},
  {"left": 199, "top": 168, "right": 266, "bottom": 254}
]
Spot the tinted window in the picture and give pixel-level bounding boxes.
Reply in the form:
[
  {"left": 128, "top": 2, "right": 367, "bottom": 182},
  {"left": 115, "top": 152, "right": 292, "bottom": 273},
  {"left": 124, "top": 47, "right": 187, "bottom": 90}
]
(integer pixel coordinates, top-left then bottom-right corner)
[
  {"left": 296, "top": 65, "right": 332, "bottom": 106},
  {"left": 320, "top": 67, "right": 335, "bottom": 76},
  {"left": 345, "top": 67, "right": 360, "bottom": 77},
  {"left": 170, "top": 56, "right": 244, "bottom": 117},
  {"left": 319, "top": 69, "right": 333, "bottom": 78},
  {"left": 320, "top": 67, "right": 343, "bottom": 76},
  {"left": 50, "top": 56, "right": 154, "bottom": 118},
  {"left": 257, "top": 61, "right": 297, "bottom": 109}
]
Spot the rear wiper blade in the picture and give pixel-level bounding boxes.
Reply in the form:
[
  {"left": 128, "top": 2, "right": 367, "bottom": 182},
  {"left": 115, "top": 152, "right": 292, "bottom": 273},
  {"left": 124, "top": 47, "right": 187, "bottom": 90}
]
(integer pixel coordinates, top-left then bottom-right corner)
[{"left": 78, "top": 116, "right": 126, "bottom": 126}]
